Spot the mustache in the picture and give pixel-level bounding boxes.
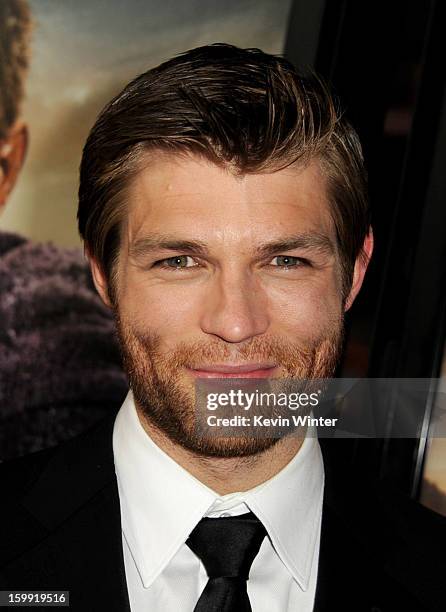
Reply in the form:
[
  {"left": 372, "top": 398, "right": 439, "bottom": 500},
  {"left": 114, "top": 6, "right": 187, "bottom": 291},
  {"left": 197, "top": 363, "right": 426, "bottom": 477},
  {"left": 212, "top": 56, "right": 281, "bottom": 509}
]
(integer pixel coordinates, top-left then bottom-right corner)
[
  {"left": 128, "top": 328, "right": 330, "bottom": 371},
  {"left": 114, "top": 309, "right": 345, "bottom": 380}
]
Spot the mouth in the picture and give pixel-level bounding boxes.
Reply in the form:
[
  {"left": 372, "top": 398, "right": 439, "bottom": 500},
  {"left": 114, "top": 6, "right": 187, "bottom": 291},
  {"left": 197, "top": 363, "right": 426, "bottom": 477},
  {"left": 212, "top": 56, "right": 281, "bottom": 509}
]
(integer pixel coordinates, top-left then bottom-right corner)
[{"left": 187, "top": 363, "right": 279, "bottom": 379}]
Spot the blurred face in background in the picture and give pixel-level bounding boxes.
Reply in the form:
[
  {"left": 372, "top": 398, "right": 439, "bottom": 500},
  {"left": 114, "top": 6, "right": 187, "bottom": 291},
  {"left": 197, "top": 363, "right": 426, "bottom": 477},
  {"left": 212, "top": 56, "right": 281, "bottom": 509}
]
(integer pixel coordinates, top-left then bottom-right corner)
[
  {"left": 0, "top": 122, "right": 27, "bottom": 212},
  {"left": 0, "top": 0, "right": 31, "bottom": 213}
]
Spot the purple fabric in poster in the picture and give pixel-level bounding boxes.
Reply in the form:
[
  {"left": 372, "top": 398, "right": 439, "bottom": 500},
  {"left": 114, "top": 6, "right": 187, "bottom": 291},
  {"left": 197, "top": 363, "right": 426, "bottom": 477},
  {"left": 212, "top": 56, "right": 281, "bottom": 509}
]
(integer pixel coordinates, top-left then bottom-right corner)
[{"left": 0, "top": 230, "right": 127, "bottom": 460}]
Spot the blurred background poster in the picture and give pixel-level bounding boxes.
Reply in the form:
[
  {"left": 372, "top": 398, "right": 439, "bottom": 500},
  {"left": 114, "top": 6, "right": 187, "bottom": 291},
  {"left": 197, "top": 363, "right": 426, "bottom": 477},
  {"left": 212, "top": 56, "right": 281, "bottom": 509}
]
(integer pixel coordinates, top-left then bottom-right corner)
[{"left": 1, "top": 0, "right": 293, "bottom": 245}]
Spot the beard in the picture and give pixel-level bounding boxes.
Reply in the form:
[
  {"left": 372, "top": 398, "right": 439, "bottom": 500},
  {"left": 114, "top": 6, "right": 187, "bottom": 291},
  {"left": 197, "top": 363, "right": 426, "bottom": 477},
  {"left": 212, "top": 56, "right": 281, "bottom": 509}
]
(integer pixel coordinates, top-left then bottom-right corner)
[{"left": 115, "top": 312, "right": 344, "bottom": 458}]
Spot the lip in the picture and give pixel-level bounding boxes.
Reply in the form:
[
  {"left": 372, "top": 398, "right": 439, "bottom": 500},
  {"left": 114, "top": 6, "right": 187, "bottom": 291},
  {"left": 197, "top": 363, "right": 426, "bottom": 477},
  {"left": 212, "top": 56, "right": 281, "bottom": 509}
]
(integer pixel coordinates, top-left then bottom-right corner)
[{"left": 188, "top": 363, "right": 278, "bottom": 379}]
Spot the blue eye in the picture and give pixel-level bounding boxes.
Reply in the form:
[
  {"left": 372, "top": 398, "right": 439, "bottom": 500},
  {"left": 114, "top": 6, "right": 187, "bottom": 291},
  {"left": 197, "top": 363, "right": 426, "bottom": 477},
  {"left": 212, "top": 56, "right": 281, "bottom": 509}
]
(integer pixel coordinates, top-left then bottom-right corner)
[
  {"left": 156, "top": 255, "right": 196, "bottom": 269},
  {"left": 272, "top": 255, "right": 302, "bottom": 267}
]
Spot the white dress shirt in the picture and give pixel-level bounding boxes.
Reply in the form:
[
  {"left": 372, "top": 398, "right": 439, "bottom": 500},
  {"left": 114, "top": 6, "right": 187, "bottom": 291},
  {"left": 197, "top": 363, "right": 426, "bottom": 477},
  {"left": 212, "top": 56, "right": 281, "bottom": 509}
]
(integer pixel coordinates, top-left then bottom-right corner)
[{"left": 113, "top": 391, "right": 324, "bottom": 611}]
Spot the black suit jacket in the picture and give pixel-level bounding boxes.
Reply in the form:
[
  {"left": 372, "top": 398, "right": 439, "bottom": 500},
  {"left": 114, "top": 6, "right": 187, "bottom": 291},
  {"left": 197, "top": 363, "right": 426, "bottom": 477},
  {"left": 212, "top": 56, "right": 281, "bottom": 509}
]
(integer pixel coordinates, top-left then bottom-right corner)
[{"left": 0, "top": 413, "right": 445, "bottom": 612}]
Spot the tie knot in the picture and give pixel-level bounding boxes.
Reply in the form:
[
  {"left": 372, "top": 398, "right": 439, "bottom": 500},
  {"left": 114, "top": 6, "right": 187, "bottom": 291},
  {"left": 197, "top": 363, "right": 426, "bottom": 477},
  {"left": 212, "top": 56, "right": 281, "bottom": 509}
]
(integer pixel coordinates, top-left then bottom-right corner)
[{"left": 186, "top": 512, "right": 267, "bottom": 580}]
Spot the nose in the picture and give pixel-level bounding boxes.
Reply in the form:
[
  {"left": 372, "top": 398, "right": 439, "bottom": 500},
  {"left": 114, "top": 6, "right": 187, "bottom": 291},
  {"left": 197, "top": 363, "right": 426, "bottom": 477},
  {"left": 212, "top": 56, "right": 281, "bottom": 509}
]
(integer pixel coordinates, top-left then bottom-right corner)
[{"left": 199, "top": 270, "right": 270, "bottom": 343}]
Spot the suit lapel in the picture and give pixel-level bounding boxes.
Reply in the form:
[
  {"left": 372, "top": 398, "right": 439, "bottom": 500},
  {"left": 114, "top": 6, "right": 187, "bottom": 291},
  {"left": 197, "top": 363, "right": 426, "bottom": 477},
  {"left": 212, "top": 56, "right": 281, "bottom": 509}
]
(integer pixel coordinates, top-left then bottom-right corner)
[
  {"left": 314, "top": 440, "right": 433, "bottom": 612},
  {"left": 313, "top": 498, "right": 379, "bottom": 612},
  {"left": 3, "top": 414, "right": 131, "bottom": 612}
]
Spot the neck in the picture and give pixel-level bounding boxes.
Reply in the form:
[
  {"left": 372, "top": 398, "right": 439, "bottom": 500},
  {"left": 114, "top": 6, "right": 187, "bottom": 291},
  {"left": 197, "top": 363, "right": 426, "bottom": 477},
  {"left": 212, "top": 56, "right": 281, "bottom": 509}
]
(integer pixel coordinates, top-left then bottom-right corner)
[{"left": 135, "top": 407, "right": 305, "bottom": 495}]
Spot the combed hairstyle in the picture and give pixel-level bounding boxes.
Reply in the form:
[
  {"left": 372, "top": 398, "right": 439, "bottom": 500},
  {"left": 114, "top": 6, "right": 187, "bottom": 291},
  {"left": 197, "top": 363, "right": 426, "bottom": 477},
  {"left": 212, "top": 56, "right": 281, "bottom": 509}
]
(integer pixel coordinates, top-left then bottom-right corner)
[
  {"left": 78, "top": 43, "right": 370, "bottom": 301},
  {"left": 0, "top": 0, "right": 31, "bottom": 138}
]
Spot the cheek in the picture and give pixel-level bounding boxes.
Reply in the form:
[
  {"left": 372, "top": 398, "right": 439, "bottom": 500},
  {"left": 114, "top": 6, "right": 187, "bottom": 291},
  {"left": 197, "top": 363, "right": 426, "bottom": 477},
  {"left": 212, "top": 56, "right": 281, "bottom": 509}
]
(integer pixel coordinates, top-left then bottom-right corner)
[
  {"left": 118, "top": 274, "right": 204, "bottom": 341},
  {"left": 266, "top": 277, "right": 342, "bottom": 338}
]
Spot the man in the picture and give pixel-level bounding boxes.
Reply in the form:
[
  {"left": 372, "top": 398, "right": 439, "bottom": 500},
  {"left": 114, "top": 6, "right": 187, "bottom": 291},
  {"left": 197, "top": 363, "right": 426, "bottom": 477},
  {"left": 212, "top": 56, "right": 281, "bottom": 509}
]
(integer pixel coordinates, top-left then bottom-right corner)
[
  {"left": 1, "top": 43, "right": 445, "bottom": 611},
  {"left": 0, "top": 0, "right": 127, "bottom": 460}
]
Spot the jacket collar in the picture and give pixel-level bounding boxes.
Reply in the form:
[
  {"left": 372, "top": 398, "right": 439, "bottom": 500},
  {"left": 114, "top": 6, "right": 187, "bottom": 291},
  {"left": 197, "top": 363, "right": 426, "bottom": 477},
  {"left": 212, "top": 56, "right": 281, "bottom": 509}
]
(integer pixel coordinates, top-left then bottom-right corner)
[{"left": 17, "top": 413, "right": 131, "bottom": 612}]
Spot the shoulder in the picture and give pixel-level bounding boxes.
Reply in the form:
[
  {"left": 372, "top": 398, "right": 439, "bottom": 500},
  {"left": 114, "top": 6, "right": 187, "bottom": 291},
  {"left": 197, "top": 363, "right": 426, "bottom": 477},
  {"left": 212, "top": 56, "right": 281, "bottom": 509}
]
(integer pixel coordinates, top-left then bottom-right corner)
[
  {"left": 321, "top": 438, "right": 446, "bottom": 538},
  {"left": 0, "top": 445, "right": 57, "bottom": 495},
  {"left": 0, "top": 412, "right": 118, "bottom": 566},
  {"left": 0, "top": 445, "right": 60, "bottom": 565},
  {"left": 0, "top": 410, "right": 117, "bottom": 495},
  {"left": 319, "top": 439, "right": 446, "bottom": 610}
]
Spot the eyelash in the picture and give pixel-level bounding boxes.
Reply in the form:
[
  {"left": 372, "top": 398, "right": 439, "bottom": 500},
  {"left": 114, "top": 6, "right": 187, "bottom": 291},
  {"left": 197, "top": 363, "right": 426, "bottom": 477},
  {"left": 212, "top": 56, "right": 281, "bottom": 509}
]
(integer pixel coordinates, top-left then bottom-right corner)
[{"left": 152, "top": 255, "right": 308, "bottom": 271}]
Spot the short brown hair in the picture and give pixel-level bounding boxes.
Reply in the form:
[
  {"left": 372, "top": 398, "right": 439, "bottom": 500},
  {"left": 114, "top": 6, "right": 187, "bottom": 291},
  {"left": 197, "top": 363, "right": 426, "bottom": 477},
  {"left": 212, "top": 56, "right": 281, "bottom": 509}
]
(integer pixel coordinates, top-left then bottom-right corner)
[
  {"left": 78, "top": 43, "right": 370, "bottom": 299},
  {"left": 0, "top": 0, "right": 31, "bottom": 138}
]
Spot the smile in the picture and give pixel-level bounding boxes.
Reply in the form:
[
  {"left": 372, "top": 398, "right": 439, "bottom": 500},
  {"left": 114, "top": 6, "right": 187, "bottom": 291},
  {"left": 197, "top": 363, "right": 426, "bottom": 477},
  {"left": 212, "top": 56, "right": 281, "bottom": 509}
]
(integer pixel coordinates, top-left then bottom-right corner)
[{"left": 187, "top": 363, "right": 278, "bottom": 379}]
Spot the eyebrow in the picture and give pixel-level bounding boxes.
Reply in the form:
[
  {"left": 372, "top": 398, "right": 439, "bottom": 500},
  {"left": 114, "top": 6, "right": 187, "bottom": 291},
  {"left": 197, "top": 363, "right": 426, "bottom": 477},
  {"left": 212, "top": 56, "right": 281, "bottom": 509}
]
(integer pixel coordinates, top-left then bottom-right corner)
[
  {"left": 129, "top": 236, "right": 208, "bottom": 259},
  {"left": 254, "top": 234, "right": 335, "bottom": 258},
  {"left": 129, "top": 232, "right": 335, "bottom": 260}
]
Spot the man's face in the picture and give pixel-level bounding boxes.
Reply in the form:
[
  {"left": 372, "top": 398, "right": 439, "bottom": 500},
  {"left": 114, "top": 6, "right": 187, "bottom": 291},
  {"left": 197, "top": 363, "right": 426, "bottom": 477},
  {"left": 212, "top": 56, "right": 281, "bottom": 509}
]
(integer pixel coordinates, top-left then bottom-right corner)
[
  {"left": 0, "top": 121, "right": 28, "bottom": 211},
  {"left": 106, "top": 154, "right": 348, "bottom": 457}
]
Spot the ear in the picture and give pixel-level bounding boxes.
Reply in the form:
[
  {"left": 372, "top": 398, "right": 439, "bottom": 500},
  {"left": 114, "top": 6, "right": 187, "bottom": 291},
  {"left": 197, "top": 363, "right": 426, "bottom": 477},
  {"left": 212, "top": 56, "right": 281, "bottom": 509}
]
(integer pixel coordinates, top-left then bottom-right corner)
[
  {"left": 87, "top": 251, "right": 113, "bottom": 309},
  {"left": 0, "top": 121, "right": 28, "bottom": 210},
  {"left": 344, "top": 229, "right": 374, "bottom": 311}
]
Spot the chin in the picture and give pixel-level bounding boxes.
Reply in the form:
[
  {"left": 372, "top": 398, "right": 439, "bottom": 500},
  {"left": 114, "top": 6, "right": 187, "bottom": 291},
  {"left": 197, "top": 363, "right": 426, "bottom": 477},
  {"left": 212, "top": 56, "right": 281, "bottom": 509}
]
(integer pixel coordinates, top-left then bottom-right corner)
[{"left": 178, "top": 433, "right": 280, "bottom": 458}]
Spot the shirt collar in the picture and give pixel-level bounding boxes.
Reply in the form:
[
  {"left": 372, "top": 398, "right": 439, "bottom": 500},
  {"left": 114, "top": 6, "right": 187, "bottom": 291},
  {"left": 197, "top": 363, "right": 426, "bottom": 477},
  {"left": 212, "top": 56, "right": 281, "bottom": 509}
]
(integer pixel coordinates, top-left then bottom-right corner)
[
  {"left": 242, "top": 426, "right": 324, "bottom": 589},
  {"left": 113, "top": 390, "right": 324, "bottom": 591}
]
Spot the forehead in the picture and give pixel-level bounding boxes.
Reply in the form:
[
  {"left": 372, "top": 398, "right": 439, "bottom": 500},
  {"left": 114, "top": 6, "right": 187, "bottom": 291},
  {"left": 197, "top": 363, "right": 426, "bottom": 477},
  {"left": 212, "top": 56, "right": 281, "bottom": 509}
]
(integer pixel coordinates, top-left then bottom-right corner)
[{"left": 124, "top": 154, "right": 334, "bottom": 246}]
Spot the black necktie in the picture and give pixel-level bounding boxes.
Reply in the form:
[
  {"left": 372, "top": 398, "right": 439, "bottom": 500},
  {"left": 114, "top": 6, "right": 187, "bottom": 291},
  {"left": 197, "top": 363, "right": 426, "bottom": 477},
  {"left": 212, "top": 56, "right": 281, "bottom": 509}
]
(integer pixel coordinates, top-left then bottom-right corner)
[{"left": 186, "top": 511, "right": 267, "bottom": 612}]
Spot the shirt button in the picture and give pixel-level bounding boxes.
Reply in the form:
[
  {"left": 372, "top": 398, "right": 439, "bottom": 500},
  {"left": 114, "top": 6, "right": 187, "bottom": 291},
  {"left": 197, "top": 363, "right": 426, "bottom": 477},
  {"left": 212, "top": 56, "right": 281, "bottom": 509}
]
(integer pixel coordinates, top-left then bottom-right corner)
[{"left": 219, "top": 512, "right": 232, "bottom": 517}]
